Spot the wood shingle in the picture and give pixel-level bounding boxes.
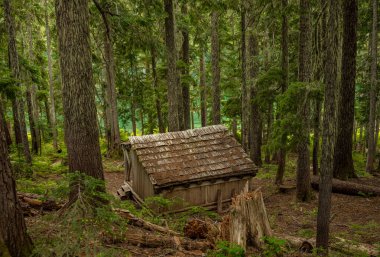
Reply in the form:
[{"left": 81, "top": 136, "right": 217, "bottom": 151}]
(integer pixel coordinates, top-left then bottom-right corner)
[{"left": 122, "top": 125, "right": 257, "bottom": 188}]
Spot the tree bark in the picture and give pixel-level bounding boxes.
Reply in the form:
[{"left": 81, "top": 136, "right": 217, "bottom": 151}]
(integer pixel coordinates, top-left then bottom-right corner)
[
  {"left": 4, "top": 0, "right": 31, "bottom": 163},
  {"left": 357, "top": 125, "right": 363, "bottom": 150},
  {"left": 211, "top": 11, "right": 221, "bottom": 125},
  {"left": 275, "top": 0, "right": 289, "bottom": 185},
  {"left": 241, "top": 4, "right": 249, "bottom": 152},
  {"left": 19, "top": 97, "right": 31, "bottom": 162},
  {"left": 181, "top": 3, "right": 190, "bottom": 130},
  {"left": 333, "top": 0, "right": 357, "bottom": 180},
  {"left": 316, "top": 0, "right": 338, "bottom": 253},
  {"left": 296, "top": 0, "right": 312, "bottom": 202},
  {"left": 0, "top": 106, "right": 33, "bottom": 257},
  {"left": 366, "top": 0, "right": 378, "bottom": 172},
  {"left": 45, "top": 0, "right": 58, "bottom": 150},
  {"left": 200, "top": 50, "right": 207, "bottom": 127},
  {"left": 151, "top": 47, "right": 165, "bottom": 133},
  {"left": 0, "top": 99, "right": 12, "bottom": 146},
  {"left": 55, "top": 0, "right": 104, "bottom": 200},
  {"left": 312, "top": 99, "right": 321, "bottom": 175},
  {"left": 312, "top": 0, "right": 325, "bottom": 175},
  {"left": 26, "top": 86, "right": 39, "bottom": 154},
  {"left": 27, "top": 21, "right": 41, "bottom": 155},
  {"left": 93, "top": 0, "right": 121, "bottom": 156},
  {"left": 140, "top": 109, "right": 144, "bottom": 136},
  {"left": 247, "top": 13, "right": 262, "bottom": 167},
  {"left": 131, "top": 99, "right": 137, "bottom": 136},
  {"left": 164, "top": 0, "right": 180, "bottom": 132},
  {"left": 265, "top": 105, "right": 272, "bottom": 164}
]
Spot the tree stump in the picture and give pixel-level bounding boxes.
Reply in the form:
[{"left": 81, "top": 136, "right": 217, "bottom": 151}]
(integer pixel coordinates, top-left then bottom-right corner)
[{"left": 228, "top": 188, "right": 272, "bottom": 250}]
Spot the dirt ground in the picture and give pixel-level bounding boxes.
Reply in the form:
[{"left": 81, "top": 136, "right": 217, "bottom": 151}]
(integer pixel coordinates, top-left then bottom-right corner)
[
  {"left": 104, "top": 171, "right": 125, "bottom": 196},
  {"left": 251, "top": 177, "right": 380, "bottom": 245},
  {"left": 104, "top": 171, "right": 380, "bottom": 256}
]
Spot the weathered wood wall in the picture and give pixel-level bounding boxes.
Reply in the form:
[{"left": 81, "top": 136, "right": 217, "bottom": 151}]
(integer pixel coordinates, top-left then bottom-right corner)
[
  {"left": 161, "top": 178, "right": 252, "bottom": 210},
  {"left": 127, "top": 147, "right": 254, "bottom": 211},
  {"left": 129, "top": 149, "right": 155, "bottom": 199}
]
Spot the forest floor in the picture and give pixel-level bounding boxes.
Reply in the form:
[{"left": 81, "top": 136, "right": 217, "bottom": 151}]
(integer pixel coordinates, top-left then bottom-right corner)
[
  {"left": 100, "top": 156, "right": 380, "bottom": 256},
  {"left": 16, "top": 150, "right": 380, "bottom": 257}
]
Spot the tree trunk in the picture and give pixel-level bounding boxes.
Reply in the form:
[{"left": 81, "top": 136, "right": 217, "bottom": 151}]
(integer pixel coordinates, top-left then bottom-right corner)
[
  {"left": 200, "top": 50, "right": 207, "bottom": 127},
  {"left": 181, "top": 3, "right": 190, "bottom": 130},
  {"left": 375, "top": 119, "right": 379, "bottom": 146},
  {"left": 316, "top": 0, "right": 338, "bottom": 253},
  {"left": 0, "top": 107, "right": 33, "bottom": 257},
  {"left": 357, "top": 125, "right": 363, "bottom": 150},
  {"left": 140, "top": 110, "right": 144, "bottom": 136},
  {"left": 27, "top": 21, "right": 41, "bottom": 155},
  {"left": 0, "top": 100, "right": 12, "bottom": 146},
  {"left": 333, "top": 0, "right": 357, "bottom": 180},
  {"left": 275, "top": 0, "right": 289, "bottom": 185},
  {"left": 312, "top": 99, "right": 321, "bottom": 175},
  {"left": 241, "top": 5, "right": 249, "bottom": 152},
  {"left": 93, "top": 0, "right": 121, "bottom": 156},
  {"left": 19, "top": 98, "right": 32, "bottom": 163},
  {"left": 26, "top": 87, "right": 39, "bottom": 154},
  {"left": 4, "top": 0, "right": 21, "bottom": 147},
  {"left": 211, "top": 11, "right": 221, "bottom": 125},
  {"left": 164, "top": 0, "right": 180, "bottom": 132},
  {"left": 43, "top": 97, "right": 52, "bottom": 135},
  {"left": 353, "top": 121, "right": 357, "bottom": 146},
  {"left": 265, "top": 105, "right": 272, "bottom": 164},
  {"left": 11, "top": 99, "right": 22, "bottom": 146},
  {"left": 296, "top": 0, "right": 312, "bottom": 202},
  {"left": 151, "top": 47, "right": 165, "bottom": 133},
  {"left": 247, "top": 13, "right": 262, "bottom": 167},
  {"left": 312, "top": 0, "right": 324, "bottom": 175},
  {"left": 56, "top": 0, "right": 104, "bottom": 201},
  {"left": 45, "top": 0, "right": 58, "bottom": 150},
  {"left": 232, "top": 117, "right": 238, "bottom": 140},
  {"left": 191, "top": 110, "right": 194, "bottom": 129},
  {"left": 366, "top": 0, "right": 378, "bottom": 172},
  {"left": 131, "top": 99, "right": 137, "bottom": 136},
  {"left": 4, "top": 0, "right": 31, "bottom": 163}
]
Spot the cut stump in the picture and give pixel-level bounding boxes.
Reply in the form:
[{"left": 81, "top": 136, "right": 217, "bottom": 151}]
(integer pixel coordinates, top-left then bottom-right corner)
[{"left": 227, "top": 188, "right": 272, "bottom": 250}]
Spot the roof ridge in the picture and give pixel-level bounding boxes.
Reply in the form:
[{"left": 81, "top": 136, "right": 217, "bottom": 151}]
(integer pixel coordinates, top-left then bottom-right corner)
[{"left": 126, "top": 125, "right": 228, "bottom": 144}]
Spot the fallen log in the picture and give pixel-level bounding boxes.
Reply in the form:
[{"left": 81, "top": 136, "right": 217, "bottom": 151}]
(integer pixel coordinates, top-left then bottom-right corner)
[
  {"left": 274, "top": 233, "right": 314, "bottom": 253},
  {"left": 278, "top": 185, "right": 296, "bottom": 193},
  {"left": 113, "top": 208, "right": 180, "bottom": 236},
  {"left": 332, "top": 237, "right": 379, "bottom": 257},
  {"left": 17, "top": 192, "right": 61, "bottom": 216},
  {"left": 311, "top": 176, "right": 380, "bottom": 196},
  {"left": 124, "top": 228, "right": 213, "bottom": 251}
]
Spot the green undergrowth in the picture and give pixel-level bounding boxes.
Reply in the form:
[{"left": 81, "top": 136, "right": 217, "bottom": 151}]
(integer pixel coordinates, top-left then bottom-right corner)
[
  {"left": 256, "top": 154, "right": 297, "bottom": 180},
  {"left": 352, "top": 152, "right": 373, "bottom": 177},
  {"left": 30, "top": 173, "right": 129, "bottom": 257},
  {"left": 207, "top": 241, "right": 245, "bottom": 257},
  {"left": 206, "top": 236, "right": 288, "bottom": 257},
  {"left": 256, "top": 151, "right": 372, "bottom": 180},
  {"left": 28, "top": 173, "right": 222, "bottom": 256}
]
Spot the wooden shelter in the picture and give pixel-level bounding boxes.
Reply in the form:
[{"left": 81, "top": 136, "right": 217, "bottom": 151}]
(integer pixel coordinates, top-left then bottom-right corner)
[{"left": 118, "top": 125, "right": 257, "bottom": 212}]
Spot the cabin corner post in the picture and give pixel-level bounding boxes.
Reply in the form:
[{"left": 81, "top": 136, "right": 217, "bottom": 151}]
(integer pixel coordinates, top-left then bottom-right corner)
[{"left": 122, "top": 143, "right": 132, "bottom": 183}]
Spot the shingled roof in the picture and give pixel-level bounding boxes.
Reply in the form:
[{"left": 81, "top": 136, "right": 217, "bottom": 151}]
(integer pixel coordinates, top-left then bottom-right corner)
[{"left": 123, "top": 125, "right": 257, "bottom": 188}]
